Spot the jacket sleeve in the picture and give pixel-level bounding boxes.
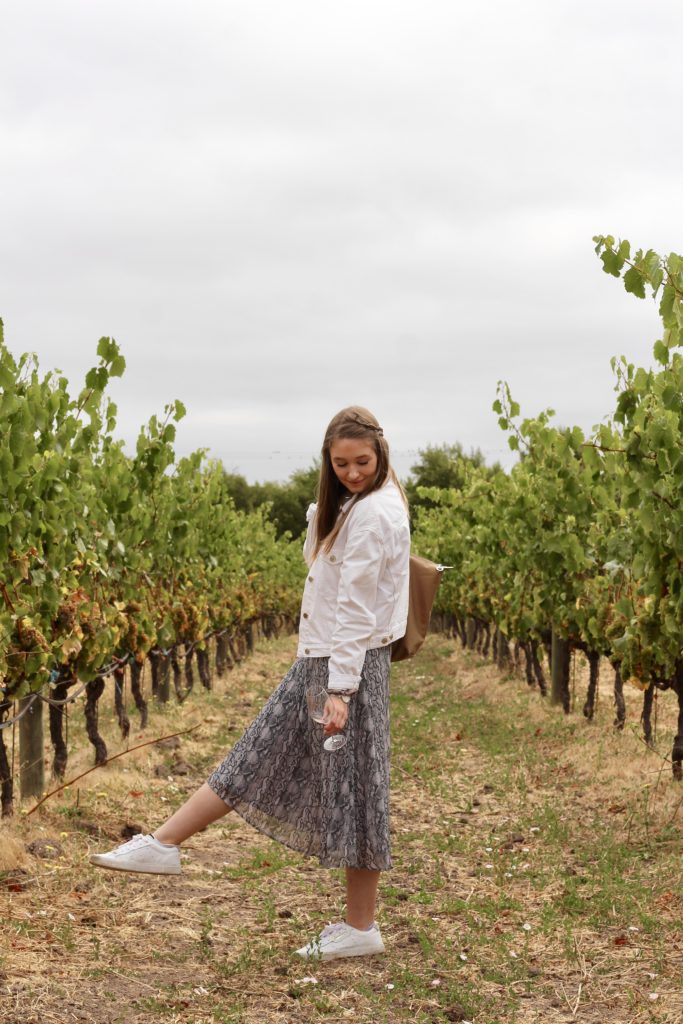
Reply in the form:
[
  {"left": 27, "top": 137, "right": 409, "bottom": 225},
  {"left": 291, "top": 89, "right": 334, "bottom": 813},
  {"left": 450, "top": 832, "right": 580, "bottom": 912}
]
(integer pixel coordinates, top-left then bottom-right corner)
[
  {"left": 327, "top": 527, "right": 385, "bottom": 692},
  {"left": 302, "top": 503, "right": 318, "bottom": 568}
]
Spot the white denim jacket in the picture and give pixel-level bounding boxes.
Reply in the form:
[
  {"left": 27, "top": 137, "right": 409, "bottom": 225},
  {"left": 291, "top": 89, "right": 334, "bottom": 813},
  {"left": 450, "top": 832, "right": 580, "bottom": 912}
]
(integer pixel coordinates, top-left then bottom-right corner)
[{"left": 297, "top": 478, "right": 410, "bottom": 692}]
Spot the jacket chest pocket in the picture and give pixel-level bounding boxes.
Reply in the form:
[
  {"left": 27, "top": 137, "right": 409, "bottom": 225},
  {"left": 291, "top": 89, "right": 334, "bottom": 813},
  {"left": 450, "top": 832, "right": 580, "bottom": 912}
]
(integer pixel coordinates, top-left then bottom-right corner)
[{"left": 320, "top": 548, "right": 344, "bottom": 567}]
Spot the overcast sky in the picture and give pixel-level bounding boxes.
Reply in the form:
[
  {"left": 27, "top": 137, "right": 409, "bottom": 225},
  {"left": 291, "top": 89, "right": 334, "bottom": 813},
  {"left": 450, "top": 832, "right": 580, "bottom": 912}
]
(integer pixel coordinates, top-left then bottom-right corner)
[{"left": 2, "top": 1, "right": 681, "bottom": 483}]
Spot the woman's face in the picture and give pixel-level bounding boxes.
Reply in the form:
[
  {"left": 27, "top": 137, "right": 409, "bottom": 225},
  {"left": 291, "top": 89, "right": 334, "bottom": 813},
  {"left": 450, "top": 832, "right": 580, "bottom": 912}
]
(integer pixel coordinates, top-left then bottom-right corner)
[{"left": 329, "top": 437, "right": 378, "bottom": 494}]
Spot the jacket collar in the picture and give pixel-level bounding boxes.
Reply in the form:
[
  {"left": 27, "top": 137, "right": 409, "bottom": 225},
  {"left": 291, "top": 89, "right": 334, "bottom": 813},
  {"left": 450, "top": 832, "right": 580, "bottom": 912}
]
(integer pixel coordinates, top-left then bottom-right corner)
[{"left": 340, "top": 477, "right": 396, "bottom": 515}]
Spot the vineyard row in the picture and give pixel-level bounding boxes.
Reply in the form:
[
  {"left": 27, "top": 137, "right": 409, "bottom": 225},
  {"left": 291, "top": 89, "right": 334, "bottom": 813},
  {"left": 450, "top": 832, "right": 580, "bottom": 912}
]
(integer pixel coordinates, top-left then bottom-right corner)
[
  {"left": 0, "top": 323, "right": 306, "bottom": 815},
  {"left": 414, "top": 236, "right": 683, "bottom": 775}
]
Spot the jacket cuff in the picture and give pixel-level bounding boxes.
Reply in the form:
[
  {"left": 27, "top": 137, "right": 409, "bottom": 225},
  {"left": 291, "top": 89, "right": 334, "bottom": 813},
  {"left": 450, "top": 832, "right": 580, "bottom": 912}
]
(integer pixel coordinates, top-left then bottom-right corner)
[{"left": 327, "top": 677, "right": 360, "bottom": 694}]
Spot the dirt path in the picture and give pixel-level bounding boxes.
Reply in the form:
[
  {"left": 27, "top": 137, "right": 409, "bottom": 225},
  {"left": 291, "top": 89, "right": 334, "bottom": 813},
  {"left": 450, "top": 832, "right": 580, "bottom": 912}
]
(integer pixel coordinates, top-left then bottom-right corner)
[{"left": 2, "top": 635, "right": 683, "bottom": 1023}]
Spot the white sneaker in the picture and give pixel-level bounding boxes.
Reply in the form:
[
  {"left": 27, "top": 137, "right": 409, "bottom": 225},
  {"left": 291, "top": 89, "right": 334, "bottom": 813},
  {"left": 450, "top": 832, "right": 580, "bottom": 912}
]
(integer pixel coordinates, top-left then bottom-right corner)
[
  {"left": 89, "top": 833, "right": 181, "bottom": 875},
  {"left": 295, "top": 921, "right": 385, "bottom": 961}
]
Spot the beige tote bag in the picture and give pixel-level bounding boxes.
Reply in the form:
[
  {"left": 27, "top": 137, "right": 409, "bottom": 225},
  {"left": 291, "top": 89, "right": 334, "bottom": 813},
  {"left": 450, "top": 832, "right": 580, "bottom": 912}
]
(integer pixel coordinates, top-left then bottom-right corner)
[{"left": 391, "top": 555, "right": 446, "bottom": 663}]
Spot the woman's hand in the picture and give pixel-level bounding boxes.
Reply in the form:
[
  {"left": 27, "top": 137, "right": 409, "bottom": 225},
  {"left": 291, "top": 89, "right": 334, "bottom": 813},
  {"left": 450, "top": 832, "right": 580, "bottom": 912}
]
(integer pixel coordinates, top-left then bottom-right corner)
[{"left": 323, "top": 694, "right": 349, "bottom": 736}]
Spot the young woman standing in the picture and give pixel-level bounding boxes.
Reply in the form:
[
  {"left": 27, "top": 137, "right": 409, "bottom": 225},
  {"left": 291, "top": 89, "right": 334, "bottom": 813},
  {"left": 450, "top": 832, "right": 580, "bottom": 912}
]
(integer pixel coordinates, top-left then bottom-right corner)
[{"left": 90, "top": 406, "right": 410, "bottom": 961}]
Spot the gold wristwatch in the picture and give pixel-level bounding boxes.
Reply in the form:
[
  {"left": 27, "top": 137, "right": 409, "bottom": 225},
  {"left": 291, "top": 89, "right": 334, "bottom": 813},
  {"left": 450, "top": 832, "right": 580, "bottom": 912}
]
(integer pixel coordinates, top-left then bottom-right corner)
[{"left": 333, "top": 691, "right": 354, "bottom": 704}]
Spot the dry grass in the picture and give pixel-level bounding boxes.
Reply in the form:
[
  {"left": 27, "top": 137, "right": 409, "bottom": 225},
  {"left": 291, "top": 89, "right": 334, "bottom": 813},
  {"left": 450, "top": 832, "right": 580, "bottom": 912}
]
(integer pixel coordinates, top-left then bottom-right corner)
[{"left": 2, "top": 635, "right": 683, "bottom": 1024}]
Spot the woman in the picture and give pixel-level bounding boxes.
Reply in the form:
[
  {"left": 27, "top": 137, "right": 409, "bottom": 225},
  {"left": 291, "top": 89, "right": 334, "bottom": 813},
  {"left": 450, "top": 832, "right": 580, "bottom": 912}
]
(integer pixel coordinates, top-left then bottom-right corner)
[{"left": 90, "top": 406, "right": 410, "bottom": 961}]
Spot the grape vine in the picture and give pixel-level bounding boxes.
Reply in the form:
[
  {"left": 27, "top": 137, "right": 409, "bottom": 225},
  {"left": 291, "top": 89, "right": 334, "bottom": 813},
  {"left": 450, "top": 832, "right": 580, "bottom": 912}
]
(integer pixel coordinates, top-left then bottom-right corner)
[
  {"left": 0, "top": 327, "right": 306, "bottom": 813},
  {"left": 414, "top": 236, "right": 683, "bottom": 774}
]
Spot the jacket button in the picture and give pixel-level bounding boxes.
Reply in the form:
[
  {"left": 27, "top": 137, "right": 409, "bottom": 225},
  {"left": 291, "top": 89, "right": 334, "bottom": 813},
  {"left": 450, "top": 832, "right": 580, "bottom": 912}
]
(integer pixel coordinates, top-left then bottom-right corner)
[
  {"left": 330, "top": 555, "right": 336, "bottom": 562},
  {"left": 303, "top": 612, "right": 309, "bottom": 619},
  {"left": 304, "top": 648, "right": 310, "bottom": 654},
  {"left": 308, "top": 575, "right": 314, "bottom": 582},
  {"left": 382, "top": 637, "right": 388, "bottom": 644}
]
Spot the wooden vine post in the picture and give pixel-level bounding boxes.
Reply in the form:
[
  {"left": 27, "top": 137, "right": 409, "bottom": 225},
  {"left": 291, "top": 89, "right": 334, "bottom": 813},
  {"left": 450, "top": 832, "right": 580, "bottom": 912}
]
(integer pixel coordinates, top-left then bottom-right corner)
[
  {"left": 19, "top": 696, "right": 45, "bottom": 800},
  {"left": 550, "top": 629, "right": 571, "bottom": 713},
  {"left": 496, "top": 630, "right": 511, "bottom": 672},
  {"left": 158, "top": 654, "right": 171, "bottom": 704}
]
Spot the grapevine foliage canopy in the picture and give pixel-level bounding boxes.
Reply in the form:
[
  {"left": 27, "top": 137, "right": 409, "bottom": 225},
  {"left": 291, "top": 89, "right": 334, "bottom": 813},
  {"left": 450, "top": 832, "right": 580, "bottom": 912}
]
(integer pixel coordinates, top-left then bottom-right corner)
[
  {"left": 0, "top": 322, "right": 306, "bottom": 701},
  {"left": 413, "top": 236, "right": 683, "bottom": 686}
]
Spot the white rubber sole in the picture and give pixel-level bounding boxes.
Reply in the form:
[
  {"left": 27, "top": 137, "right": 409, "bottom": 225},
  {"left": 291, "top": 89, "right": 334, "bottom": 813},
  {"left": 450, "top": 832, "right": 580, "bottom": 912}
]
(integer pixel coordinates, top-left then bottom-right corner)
[
  {"left": 89, "top": 854, "right": 182, "bottom": 875},
  {"left": 295, "top": 936, "right": 385, "bottom": 960},
  {"left": 316, "top": 943, "right": 385, "bottom": 960}
]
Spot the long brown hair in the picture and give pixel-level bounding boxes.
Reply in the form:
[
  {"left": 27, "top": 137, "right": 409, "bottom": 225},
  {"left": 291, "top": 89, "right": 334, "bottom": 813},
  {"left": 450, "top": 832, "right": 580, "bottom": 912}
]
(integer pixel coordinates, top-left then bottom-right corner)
[{"left": 312, "top": 406, "right": 407, "bottom": 558}]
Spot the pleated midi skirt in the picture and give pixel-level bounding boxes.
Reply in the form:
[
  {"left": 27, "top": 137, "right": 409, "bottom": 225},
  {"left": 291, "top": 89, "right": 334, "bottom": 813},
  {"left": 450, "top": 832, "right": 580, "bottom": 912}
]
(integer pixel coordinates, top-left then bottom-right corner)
[{"left": 206, "top": 647, "right": 392, "bottom": 870}]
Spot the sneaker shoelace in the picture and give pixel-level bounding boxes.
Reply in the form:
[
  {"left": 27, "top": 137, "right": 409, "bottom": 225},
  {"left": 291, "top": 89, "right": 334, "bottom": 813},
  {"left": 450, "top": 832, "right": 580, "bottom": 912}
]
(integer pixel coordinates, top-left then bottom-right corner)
[
  {"left": 120, "top": 833, "right": 150, "bottom": 851},
  {"left": 319, "top": 923, "right": 349, "bottom": 940}
]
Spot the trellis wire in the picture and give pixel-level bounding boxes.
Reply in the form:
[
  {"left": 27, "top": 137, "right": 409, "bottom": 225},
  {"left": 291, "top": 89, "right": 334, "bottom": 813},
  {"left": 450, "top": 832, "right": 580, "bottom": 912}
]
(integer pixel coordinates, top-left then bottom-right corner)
[{"left": 0, "top": 633, "right": 228, "bottom": 730}]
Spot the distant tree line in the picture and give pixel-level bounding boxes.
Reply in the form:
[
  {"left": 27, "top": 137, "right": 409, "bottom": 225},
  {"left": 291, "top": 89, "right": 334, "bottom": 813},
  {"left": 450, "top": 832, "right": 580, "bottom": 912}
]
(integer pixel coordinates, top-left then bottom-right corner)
[
  {"left": 222, "top": 464, "right": 321, "bottom": 540},
  {"left": 403, "top": 443, "right": 503, "bottom": 518},
  {"left": 222, "top": 443, "right": 503, "bottom": 539}
]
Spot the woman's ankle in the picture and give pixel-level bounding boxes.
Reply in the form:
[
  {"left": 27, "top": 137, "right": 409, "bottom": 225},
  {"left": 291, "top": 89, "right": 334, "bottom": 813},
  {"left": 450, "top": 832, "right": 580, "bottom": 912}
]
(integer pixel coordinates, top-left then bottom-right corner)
[
  {"left": 151, "top": 830, "right": 180, "bottom": 847},
  {"left": 346, "top": 917, "right": 375, "bottom": 931}
]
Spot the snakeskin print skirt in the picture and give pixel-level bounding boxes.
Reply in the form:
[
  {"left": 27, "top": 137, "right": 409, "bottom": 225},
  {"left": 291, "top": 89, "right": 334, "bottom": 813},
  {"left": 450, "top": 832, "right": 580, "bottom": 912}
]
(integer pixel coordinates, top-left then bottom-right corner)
[{"left": 206, "top": 647, "right": 392, "bottom": 870}]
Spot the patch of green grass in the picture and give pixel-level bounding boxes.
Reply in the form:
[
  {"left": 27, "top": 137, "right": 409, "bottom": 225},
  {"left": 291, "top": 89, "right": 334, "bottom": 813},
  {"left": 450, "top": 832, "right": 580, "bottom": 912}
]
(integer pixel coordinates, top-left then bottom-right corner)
[
  {"left": 210, "top": 1008, "right": 250, "bottom": 1024},
  {"left": 218, "top": 841, "right": 299, "bottom": 881},
  {"left": 386, "top": 958, "right": 507, "bottom": 1023},
  {"left": 134, "top": 994, "right": 202, "bottom": 1017},
  {"left": 199, "top": 907, "right": 215, "bottom": 956},
  {"left": 213, "top": 931, "right": 279, "bottom": 981}
]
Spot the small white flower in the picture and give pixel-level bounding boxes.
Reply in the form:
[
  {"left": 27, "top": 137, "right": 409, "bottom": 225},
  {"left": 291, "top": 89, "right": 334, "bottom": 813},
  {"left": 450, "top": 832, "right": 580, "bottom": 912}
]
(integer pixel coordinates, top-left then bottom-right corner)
[
  {"left": 485, "top": 847, "right": 493, "bottom": 852},
  {"left": 193, "top": 986, "right": 209, "bottom": 996},
  {"left": 67, "top": 913, "right": 76, "bottom": 921},
  {"left": 509, "top": 950, "right": 518, "bottom": 959},
  {"left": 530, "top": 827, "right": 540, "bottom": 833},
  {"left": 504, "top": 872, "right": 512, "bottom": 878},
  {"left": 296, "top": 976, "right": 319, "bottom": 986},
  {"left": 430, "top": 978, "right": 442, "bottom": 987},
  {"left": 646, "top": 972, "right": 658, "bottom": 980},
  {"left": 649, "top": 992, "right": 659, "bottom": 1001},
  {"left": 385, "top": 983, "right": 395, "bottom": 990},
  {"left": 459, "top": 953, "right": 468, "bottom": 962},
  {"left": 522, "top": 922, "right": 532, "bottom": 932},
  {"left": 484, "top": 863, "right": 494, "bottom": 869},
  {"left": 628, "top": 926, "right": 639, "bottom": 932}
]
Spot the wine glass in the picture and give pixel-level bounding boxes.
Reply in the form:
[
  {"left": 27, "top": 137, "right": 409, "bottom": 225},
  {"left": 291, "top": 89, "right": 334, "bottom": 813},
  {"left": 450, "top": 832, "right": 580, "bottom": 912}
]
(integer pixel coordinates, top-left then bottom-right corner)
[{"left": 306, "top": 687, "right": 347, "bottom": 752}]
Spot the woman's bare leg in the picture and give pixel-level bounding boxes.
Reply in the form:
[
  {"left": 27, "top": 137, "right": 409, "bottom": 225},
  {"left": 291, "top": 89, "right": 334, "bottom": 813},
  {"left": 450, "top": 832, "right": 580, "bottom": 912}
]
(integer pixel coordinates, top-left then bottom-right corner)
[
  {"left": 345, "top": 868, "right": 380, "bottom": 929},
  {"left": 152, "top": 782, "right": 232, "bottom": 846}
]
